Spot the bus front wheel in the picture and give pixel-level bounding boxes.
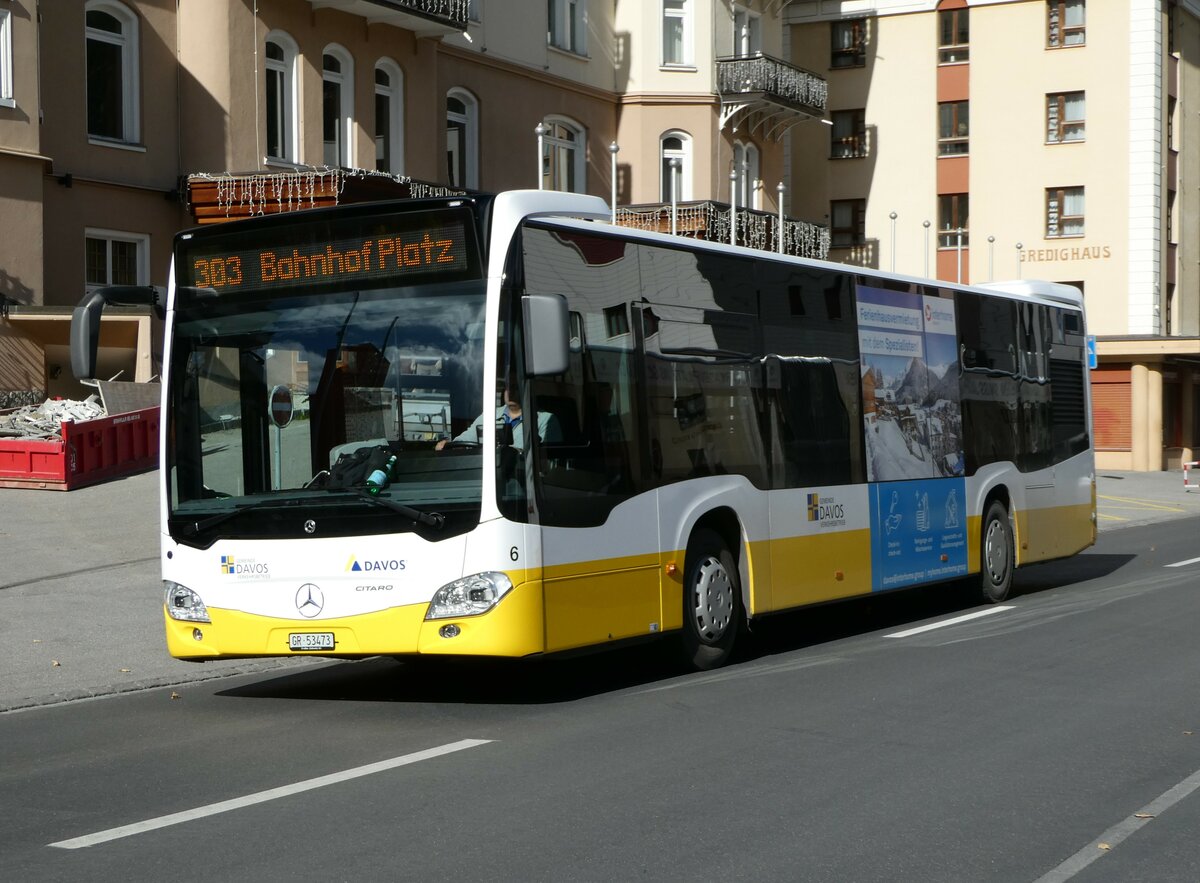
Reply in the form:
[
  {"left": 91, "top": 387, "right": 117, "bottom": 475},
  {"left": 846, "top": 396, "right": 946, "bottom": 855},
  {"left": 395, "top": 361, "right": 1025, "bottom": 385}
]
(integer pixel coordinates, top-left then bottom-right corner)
[
  {"left": 682, "top": 529, "right": 742, "bottom": 671},
  {"left": 980, "top": 500, "right": 1013, "bottom": 603}
]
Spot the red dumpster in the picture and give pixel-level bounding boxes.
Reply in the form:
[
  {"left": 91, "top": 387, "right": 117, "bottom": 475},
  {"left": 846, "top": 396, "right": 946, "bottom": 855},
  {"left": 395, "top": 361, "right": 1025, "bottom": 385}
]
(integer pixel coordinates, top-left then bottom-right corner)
[{"left": 0, "top": 406, "right": 160, "bottom": 491}]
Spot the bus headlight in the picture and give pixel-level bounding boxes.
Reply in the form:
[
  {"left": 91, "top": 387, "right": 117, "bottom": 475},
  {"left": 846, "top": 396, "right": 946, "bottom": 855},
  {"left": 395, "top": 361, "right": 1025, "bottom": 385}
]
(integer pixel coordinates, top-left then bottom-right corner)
[
  {"left": 426, "top": 572, "right": 513, "bottom": 620},
  {"left": 164, "top": 581, "right": 211, "bottom": 623}
]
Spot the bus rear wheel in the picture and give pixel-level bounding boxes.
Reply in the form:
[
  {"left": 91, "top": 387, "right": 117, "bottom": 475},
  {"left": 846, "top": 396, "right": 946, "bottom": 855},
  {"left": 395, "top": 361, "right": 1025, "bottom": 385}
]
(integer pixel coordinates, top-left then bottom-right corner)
[
  {"left": 980, "top": 500, "right": 1013, "bottom": 603},
  {"left": 682, "top": 529, "right": 742, "bottom": 671}
]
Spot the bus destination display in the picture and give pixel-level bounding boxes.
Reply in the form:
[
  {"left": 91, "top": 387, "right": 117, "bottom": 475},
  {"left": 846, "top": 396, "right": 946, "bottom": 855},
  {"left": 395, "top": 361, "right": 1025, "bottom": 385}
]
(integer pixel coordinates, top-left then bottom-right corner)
[{"left": 182, "top": 220, "right": 472, "bottom": 293}]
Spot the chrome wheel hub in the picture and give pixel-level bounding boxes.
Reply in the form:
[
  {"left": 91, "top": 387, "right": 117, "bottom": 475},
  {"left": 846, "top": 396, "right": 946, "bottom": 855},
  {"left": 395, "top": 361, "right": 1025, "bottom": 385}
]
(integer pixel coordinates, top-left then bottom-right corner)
[{"left": 691, "top": 556, "right": 734, "bottom": 641}]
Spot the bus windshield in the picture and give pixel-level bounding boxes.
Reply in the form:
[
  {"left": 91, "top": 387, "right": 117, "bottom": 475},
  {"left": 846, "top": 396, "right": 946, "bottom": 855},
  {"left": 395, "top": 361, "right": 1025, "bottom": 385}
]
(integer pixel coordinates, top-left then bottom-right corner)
[{"left": 165, "top": 204, "right": 487, "bottom": 546}]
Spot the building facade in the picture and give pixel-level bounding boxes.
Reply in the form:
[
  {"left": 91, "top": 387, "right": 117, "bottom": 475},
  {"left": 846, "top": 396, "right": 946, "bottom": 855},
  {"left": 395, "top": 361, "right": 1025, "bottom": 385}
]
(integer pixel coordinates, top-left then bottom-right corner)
[
  {"left": 3, "top": 1, "right": 1193, "bottom": 471},
  {"left": 787, "top": 0, "right": 1200, "bottom": 470},
  {"left": 0, "top": 0, "right": 830, "bottom": 410}
]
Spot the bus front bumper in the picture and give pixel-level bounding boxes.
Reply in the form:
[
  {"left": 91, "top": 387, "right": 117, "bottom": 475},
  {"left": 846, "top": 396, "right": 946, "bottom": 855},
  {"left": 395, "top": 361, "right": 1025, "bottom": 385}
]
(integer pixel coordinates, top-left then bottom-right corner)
[{"left": 164, "top": 580, "right": 546, "bottom": 661}]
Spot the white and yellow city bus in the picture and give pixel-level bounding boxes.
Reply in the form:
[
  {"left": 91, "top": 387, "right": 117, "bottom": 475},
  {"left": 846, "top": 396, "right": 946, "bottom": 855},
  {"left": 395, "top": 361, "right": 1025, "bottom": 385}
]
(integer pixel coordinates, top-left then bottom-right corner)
[{"left": 73, "top": 190, "right": 1096, "bottom": 670}]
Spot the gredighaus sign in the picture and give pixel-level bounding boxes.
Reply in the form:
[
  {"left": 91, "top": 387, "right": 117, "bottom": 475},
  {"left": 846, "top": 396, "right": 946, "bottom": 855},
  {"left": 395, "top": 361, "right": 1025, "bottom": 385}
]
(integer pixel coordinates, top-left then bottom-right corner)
[{"left": 1020, "top": 245, "right": 1112, "bottom": 263}]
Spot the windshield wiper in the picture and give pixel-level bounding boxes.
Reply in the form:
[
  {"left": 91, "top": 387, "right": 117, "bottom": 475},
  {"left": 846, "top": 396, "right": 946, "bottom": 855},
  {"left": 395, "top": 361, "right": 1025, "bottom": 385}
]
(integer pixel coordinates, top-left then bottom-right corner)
[
  {"left": 320, "top": 487, "right": 446, "bottom": 529},
  {"left": 185, "top": 497, "right": 301, "bottom": 535}
]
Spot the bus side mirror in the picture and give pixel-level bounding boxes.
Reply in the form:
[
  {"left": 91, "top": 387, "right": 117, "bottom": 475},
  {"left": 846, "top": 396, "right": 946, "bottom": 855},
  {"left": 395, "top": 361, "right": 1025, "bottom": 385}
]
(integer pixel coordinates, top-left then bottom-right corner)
[
  {"left": 70, "top": 290, "right": 106, "bottom": 381},
  {"left": 522, "top": 293, "right": 569, "bottom": 376},
  {"left": 71, "top": 286, "right": 160, "bottom": 381}
]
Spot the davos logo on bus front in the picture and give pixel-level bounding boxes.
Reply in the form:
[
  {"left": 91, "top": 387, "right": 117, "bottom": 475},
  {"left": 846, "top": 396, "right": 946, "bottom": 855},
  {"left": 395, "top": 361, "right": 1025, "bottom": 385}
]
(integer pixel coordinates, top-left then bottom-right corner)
[
  {"left": 220, "top": 555, "right": 269, "bottom": 578},
  {"left": 345, "top": 556, "right": 406, "bottom": 573}
]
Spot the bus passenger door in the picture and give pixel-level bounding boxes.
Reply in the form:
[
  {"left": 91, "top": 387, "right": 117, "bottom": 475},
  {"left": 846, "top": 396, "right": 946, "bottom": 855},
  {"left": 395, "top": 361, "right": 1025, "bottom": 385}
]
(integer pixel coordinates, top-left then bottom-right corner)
[{"left": 533, "top": 352, "right": 663, "bottom": 653}]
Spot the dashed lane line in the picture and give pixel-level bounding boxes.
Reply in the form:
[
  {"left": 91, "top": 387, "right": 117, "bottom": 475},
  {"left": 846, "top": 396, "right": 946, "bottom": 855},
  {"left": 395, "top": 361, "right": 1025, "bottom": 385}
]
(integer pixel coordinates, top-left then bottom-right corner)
[
  {"left": 883, "top": 606, "right": 1016, "bottom": 639},
  {"left": 49, "top": 738, "right": 492, "bottom": 850}
]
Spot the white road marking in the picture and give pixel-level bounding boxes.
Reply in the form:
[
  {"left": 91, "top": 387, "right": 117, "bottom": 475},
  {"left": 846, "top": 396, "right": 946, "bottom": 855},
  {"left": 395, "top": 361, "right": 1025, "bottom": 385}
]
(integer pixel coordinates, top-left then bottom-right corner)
[
  {"left": 1033, "top": 766, "right": 1200, "bottom": 882},
  {"left": 49, "top": 738, "right": 492, "bottom": 850},
  {"left": 1164, "top": 556, "right": 1200, "bottom": 568},
  {"left": 883, "top": 606, "right": 1015, "bottom": 638}
]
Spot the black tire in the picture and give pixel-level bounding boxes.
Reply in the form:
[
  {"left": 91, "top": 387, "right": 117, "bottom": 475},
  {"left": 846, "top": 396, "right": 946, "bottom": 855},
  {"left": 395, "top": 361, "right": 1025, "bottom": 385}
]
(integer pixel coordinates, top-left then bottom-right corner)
[
  {"left": 681, "top": 528, "right": 742, "bottom": 671},
  {"left": 979, "top": 500, "right": 1014, "bottom": 603}
]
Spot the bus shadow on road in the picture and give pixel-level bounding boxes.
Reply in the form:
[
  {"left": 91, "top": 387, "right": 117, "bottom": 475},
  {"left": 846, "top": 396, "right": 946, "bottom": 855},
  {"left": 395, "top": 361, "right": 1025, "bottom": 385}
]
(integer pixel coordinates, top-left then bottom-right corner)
[{"left": 217, "top": 552, "right": 1135, "bottom": 706}]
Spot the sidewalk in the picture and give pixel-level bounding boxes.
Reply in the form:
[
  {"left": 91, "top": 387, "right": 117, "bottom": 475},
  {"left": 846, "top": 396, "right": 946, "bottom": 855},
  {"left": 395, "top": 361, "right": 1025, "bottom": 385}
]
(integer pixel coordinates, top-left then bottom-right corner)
[
  {"left": 0, "top": 470, "right": 312, "bottom": 713},
  {"left": 1, "top": 467, "right": 1197, "bottom": 712},
  {"left": 1095, "top": 468, "right": 1200, "bottom": 530}
]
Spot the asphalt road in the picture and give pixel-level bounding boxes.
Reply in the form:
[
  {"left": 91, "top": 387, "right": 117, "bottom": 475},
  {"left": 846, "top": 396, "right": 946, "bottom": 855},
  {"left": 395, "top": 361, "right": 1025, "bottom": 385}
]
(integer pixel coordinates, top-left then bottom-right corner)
[{"left": 2, "top": 503, "right": 1199, "bottom": 881}]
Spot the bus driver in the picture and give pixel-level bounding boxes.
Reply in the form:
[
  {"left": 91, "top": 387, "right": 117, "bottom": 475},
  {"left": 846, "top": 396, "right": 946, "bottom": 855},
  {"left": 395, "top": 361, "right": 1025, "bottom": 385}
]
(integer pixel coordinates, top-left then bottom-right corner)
[{"left": 435, "top": 376, "right": 562, "bottom": 450}]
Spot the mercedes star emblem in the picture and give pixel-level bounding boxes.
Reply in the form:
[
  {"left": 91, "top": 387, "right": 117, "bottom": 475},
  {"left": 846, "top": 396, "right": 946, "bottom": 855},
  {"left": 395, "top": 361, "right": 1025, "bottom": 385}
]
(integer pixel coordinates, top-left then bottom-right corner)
[
  {"left": 295, "top": 583, "right": 324, "bottom": 617},
  {"left": 304, "top": 519, "right": 317, "bottom": 534}
]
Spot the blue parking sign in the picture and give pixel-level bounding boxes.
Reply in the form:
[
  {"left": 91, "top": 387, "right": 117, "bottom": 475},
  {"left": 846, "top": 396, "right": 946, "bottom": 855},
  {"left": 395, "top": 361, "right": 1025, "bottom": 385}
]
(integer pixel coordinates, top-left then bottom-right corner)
[{"left": 1086, "top": 335, "right": 1097, "bottom": 369}]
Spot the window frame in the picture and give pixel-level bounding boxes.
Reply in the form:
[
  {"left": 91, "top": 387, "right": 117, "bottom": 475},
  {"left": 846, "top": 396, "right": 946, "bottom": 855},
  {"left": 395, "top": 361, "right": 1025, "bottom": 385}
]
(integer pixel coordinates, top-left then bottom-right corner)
[
  {"left": 734, "top": 6, "right": 762, "bottom": 58},
  {"left": 322, "top": 44, "right": 355, "bottom": 169},
  {"left": 548, "top": 0, "right": 588, "bottom": 56},
  {"left": 84, "top": 228, "right": 150, "bottom": 291},
  {"left": 733, "top": 140, "right": 760, "bottom": 210},
  {"left": 1046, "top": 91, "right": 1085, "bottom": 144},
  {"left": 830, "top": 19, "right": 866, "bottom": 69},
  {"left": 938, "top": 100, "right": 969, "bottom": 156},
  {"left": 541, "top": 115, "right": 586, "bottom": 193},
  {"left": 938, "top": 8, "right": 969, "bottom": 64},
  {"left": 830, "top": 108, "right": 867, "bottom": 159},
  {"left": 1046, "top": 186, "right": 1085, "bottom": 238},
  {"left": 264, "top": 31, "right": 299, "bottom": 165},
  {"left": 662, "top": 0, "right": 693, "bottom": 67},
  {"left": 374, "top": 58, "right": 404, "bottom": 174},
  {"left": 446, "top": 87, "right": 479, "bottom": 190},
  {"left": 938, "top": 194, "right": 969, "bottom": 249},
  {"left": 829, "top": 198, "right": 866, "bottom": 247},
  {"left": 85, "top": 0, "right": 140, "bottom": 145},
  {"left": 0, "top": 8, "right": 13, "bottom": 108},
  {"left": 660, "top": 130, "right": 693, "bottom": 202},
  {"left": 1047, "top": 0, "right": 1085, "bottom": 49}
]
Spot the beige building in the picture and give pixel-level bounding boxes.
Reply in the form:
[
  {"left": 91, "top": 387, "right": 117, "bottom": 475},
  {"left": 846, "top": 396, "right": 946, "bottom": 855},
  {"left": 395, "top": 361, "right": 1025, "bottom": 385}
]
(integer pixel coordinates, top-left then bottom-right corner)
[
  {"left": 787, "top": 0, "right": 1200, "bottom": 471},
  {"left": 0, "top": 0, "right": 829, "bottom": 408}
]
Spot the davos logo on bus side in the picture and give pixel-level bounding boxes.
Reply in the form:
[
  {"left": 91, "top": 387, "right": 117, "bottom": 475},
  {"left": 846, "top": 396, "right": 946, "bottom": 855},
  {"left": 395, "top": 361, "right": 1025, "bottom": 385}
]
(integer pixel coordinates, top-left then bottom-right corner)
[{"left": 807, "top": 493, "right": 847, "bottom": 528}]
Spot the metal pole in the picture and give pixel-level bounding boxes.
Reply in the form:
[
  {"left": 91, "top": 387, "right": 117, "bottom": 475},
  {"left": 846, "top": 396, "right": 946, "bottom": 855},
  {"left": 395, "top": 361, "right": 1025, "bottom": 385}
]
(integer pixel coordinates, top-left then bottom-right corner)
[
  {"left": 1016, "top": 242, "right": 1024, "bottom": 279},
  {"left": 987, "top": 235, "right": 995, "bottom": 282},
  {"left": 923, "top": 220, "right": 930, "bottom": 278},
  {"left": 776, "top": 182, "right": 785, "bottom": 254},
  {"left": 609, "top": 141, "right": 619, "bottom": 224},
  {"left": 670, "top": 157, "right": 680, "bottom": 236},
  {"left": 535, "top": 123, "right": 547, "bottom": 190},
  {"left": 729, "top": 167, "right": 738, "bottom": 247},
  {"left": 889, "top": 211, "right": 897, "bottom": 273},
  {"left": 955, "top": 227, "right": 963, "bottom": 284}
]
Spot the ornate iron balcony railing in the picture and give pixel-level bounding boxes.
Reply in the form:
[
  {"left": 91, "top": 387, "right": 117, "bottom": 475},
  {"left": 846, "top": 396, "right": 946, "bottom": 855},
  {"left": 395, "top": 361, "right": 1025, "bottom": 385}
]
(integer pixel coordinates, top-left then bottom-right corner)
[
  {"left": 615, "top": 201, "right": 830, "bottom": 262},
  {"left": 323, "top": 1, "right": 469, "bottom": 34},
  {"left": 717, "top": 53, "right": 828, "bottom": 116}
]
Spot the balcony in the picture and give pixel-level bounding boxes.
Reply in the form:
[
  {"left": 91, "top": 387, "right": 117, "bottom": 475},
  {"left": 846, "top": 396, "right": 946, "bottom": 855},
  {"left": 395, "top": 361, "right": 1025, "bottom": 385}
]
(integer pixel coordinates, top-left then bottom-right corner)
[
  {"left": 717, "top": 53, "right": 828, "bottom": 139},
  {"left": 308, "top": 0, "right": 468, "bottom": 37},
  {"left": 615, "top": 201, "right": 829, "bottom": 261}
]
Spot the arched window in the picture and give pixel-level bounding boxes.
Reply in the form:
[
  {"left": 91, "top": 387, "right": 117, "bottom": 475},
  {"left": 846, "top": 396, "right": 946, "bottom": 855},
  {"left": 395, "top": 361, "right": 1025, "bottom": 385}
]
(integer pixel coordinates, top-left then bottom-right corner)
[
  {"left": 733, "top": 141, "right": 760, "bottom": 209},
  {"left": 446, "top": 88, "right": 479, "bottom": 189},
  {"left": 264, "top": 31, "right": 298, "bottom": 163},
  {"left": 660, "top": 131, "right": 692, "bottom": 202},
  {"left": 322, "top": 45, "right": 354, "bottom": 168},
  {"left": 85, "top": 1, "right": 139, "bottom": 142},
  {"left": 541, "top": 116, "right": 585, "bottom": 193},
  {"left": 374, "top": 59, "right": 404, "bottom": 174}
]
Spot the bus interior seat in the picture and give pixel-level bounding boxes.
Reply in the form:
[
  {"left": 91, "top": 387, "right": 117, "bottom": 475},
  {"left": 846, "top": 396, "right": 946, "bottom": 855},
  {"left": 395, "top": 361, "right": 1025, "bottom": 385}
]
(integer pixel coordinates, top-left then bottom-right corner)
[{"left": 534, "top": 394, "right": 584, "bottom": 446}]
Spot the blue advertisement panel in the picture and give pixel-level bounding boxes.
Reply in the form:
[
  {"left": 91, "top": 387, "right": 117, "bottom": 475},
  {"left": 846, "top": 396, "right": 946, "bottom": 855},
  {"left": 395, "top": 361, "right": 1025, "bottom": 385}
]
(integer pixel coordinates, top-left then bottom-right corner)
[{"left": 869, "top": 478, "right": 969, "bottom": 591}]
